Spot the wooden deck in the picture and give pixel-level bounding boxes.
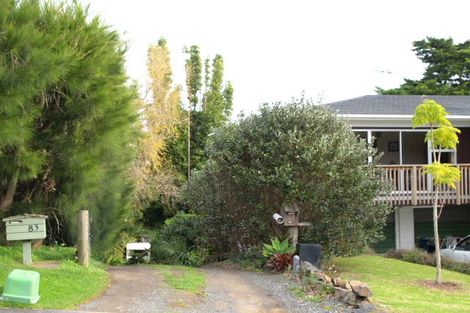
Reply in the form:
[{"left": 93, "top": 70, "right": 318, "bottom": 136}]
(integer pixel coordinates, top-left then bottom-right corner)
[{"left": 376, "top": 164, "right": 470, "bottom": 206}]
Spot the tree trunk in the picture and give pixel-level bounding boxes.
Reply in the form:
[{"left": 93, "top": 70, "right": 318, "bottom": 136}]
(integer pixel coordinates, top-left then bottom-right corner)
[
  {"left": 433, "top": 191, "right": 442, "bottom": 284},
  {"left": 0, "top": 167, "right": 20, "bottom": 213},
  {"left": 187, "top": 109, "right": 191, "bottom": 180}
]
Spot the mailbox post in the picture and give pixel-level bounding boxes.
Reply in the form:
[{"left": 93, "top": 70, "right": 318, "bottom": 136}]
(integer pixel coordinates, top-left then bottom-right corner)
[
  {"left": 2, "top": 215, "right": 48, "bottom": 265},
  {"left": 282, "top": 203, "right": 311, "bottom": 246}
]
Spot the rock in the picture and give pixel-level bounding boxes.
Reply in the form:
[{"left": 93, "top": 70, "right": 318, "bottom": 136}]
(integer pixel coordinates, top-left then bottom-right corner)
[
  {"left": 349, "top": 280, "right": 372, "bottom": 297},
  {"left": 354, "top": 300, "right": 375, "bottom": 313},
  {"left": 301, "top": 261, "right": 321, "bottom": 274},
  {"left": 333, "top": 277, "right": 347, "bottom": 289},
  {"left": 319, "top": 273, "right": 332, "bottom": 285},
  {"left": 334, "top": 287, "right": 357, "bottom": 306}
]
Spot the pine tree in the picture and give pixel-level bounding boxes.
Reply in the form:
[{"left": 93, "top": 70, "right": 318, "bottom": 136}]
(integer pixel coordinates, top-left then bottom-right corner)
[
  {"left": 0, "top": 0, "right": 139, "bottom": 257},
  {"left": 378, "top": 37, "right": 470, "bottom": 95}
]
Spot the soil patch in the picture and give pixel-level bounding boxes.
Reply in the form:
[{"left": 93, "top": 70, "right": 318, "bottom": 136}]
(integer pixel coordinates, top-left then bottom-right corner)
[
  {"left": 31, "top": 261, "right": 60, "bottom": 269},
  {"left": 418, "top": 280, "right": 461, "bottom": 291}
]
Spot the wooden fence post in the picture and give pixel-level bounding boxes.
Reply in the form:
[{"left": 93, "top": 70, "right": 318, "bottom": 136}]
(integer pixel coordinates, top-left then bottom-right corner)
[
  {"left": 78, "top": 210, "right": 90, "bottom": 267},
  {"left": 412, "top": 166, "right": 417, "bottom": 206}
]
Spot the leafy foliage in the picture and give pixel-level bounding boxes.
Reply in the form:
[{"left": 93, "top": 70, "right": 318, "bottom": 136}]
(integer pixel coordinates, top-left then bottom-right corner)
[
  {"left": 166, "top": 47, "right": 233, "bottom": 179},
  {"left": 378, "top": 37, "right": 470, "bottom": 95},
  {"left": 131, "top": 38, "right": 182, "bottom": 215},
  {"left": 267, "top": 253, "right": 293, "bottom": 272},
  {"left": 151, "top": 212, "right": 207, "bottom": 266},
  {"left": 263, "top": 238, "right": 295, "bottom": 271},
  {"left": 423, "top": 162, "right": 461, "bottom": 189},
  {"left": 262, "top": 238, "right": 295, "bottom": 257},
  {"left": 412, "top": 99, "right": 460, "bottom": 188},
  {"left": 412, "top": 100, "right": 452, "bottom": 127},
  {"left": 0, "top": 1, "right": 138, "bottom": 258},
  {"left": 183, "top": 99, "right": 391, "bottom": 257}
]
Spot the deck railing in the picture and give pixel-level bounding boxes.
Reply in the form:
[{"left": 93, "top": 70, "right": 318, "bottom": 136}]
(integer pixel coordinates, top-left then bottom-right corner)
[{"left": 376, "top": 164, "right": 470, "bottom": 206}]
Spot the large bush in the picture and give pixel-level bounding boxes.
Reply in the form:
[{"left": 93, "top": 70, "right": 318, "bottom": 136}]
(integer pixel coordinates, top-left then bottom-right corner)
[{"left": 184, "top": 99, "right": 391, "bottom": 257}]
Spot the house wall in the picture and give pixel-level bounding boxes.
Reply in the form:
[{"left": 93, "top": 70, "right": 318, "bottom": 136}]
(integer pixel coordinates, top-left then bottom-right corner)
[{"left": 395, "top": 207, "right": 415, "bottom": 250}]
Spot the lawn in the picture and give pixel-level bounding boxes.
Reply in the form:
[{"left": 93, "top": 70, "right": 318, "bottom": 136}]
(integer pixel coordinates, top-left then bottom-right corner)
[
  {"left": 0, "top": 245, "right": 109, "bottom": 309},
  {"left": 332, "top": 255, "right": 470, "bottom": 313},
  {"left": 154, "top": 264, "right": 206, "bottom": 295}
]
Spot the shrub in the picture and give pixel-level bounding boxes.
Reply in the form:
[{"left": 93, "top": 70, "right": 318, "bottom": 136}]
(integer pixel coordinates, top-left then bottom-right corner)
[
  {"left": 263, "top": 238, "right": 295, "bottom": 271},
  {"left": 159, "top": 212, "right": 202, "bottom": 248},
  {"left": 183, "top": 99, "right": 391, "bottom": 257},
  {"left": 262, "top": 238, "right": 296, "bottom": 257},
  {"left": 386, "top": 248, "right": 470, "bottom": 275},
  {"left": 103, "top": 232, "right": 136, "bottom": 265},
  {"left": 151, "top": 212, "right": 208, "bottom": 266}
]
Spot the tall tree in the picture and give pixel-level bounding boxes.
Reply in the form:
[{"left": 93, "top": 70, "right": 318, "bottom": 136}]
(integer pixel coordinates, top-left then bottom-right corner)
[
  {"left": 166, "top": 47, "right": 233, "bottom": 180},
  {"left": 0, "top": 0, "right": 70, "bottom": 211},
  {"left": 378, "top": 37, "right": 470, "bottom": 95},
  {"left": 131, "top": 39, "right": 182, "bottom": 212},
  {"left": 412, "top": 99, "right": 460, "bottom": 284},
  {"left": 204, "top": 55, "right": 233, "bottom": 126},
  {"left": 183, "top": 45, "right": 202, "bottom": 179},
  {"left": 0, "top": 0, "right": 138, "bottom": 258}
]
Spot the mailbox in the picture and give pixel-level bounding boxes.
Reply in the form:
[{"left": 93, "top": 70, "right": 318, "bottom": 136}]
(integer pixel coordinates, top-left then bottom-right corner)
[
  {"left": 283, "top": 203, "right": 300, "bottom": 226},
  {"left": 3, "top": 215, "right": 47, "bottom": 242}
]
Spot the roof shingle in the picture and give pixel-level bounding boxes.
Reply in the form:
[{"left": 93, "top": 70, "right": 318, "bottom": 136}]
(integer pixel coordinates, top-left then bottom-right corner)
[{"left": 326, "top": 95, "right": 470, "bottom": 115}]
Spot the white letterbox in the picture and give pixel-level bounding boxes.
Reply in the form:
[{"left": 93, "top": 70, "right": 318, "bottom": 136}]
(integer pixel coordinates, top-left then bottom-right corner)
[{"left": 3, "top": 214, "right": 48, "bottom": 241}]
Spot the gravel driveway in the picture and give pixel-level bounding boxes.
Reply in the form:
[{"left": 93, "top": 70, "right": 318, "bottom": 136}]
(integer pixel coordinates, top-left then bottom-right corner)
[
  {"left": 2, "top": 265, "right": 353, "bottom": 313},
  {"left": 79, "top": 265, "right": 351, "bottom": 313}
]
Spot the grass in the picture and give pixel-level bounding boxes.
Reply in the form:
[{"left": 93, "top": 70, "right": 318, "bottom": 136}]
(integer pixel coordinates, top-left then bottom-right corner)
[
  {"left": 154, "top": 264, "right": 206, "bottom": 295},
  {"left": 289, "top": 285, "right": 322, "bottom": 303},
  {"left": 331, "top": 255, "right": 470, "bottom": 313},
  {"left": 0, "top": 244, "right": 109, "bottom": 309}
]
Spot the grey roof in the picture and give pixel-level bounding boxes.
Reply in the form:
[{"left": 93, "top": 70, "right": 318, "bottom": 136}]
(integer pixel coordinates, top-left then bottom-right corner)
[{"left": 326, "top": 95, "right": 470, "bottom": 115}]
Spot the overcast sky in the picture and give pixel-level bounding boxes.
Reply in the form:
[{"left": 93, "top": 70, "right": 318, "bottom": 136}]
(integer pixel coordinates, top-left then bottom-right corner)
[{"left": 83, "top": 0, "right": 470, "bottom": 116}]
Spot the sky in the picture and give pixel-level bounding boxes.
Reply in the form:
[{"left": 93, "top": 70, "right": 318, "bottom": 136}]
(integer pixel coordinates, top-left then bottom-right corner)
[{"left": 82, "top": 0, "right": 470, "bottom": 117}]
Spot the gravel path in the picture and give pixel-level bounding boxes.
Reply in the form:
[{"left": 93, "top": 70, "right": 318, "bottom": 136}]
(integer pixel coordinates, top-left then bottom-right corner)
[
  {"left": 186, "top": 267, "right": 353, "bottom": 313},
  {"left": 233, "top": 269, "right": 351, "bottom": 313},
  {"left": 5, "top": 265, "right": 356, "bottom": 313}
]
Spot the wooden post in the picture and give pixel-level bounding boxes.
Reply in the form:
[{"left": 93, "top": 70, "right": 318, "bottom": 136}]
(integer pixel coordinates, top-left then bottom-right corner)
[
  {"left": 412, "top": 166, "right": 417, "bottom": 206},
  {"left": 456, "top": 166, "right": 461, "bottom": 205},
  {"left": 78, "top": 210, "right": 90, "bottom": 267},
  {"left": 23, "top": 240, "right": 32, "bottom": 265},
  {"left": 287, "top": 226, "right": 299, "bottom": 246}
]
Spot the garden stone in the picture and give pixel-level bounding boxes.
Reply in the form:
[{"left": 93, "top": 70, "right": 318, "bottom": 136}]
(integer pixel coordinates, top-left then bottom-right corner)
[
  {"left": 354, "top": 300, "right": 375, "bottom": 313},
  {"left": 334, "top": 287, "right": 357, "bottom": 306},
  {"left": 349, "top": 280, "right": 372, "bottom": 297}
]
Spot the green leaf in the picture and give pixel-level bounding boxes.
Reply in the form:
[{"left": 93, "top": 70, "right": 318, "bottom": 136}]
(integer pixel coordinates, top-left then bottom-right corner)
[
  {"left": 425, "top": 126, "right": 460, "bottom": 150},
  {"left": 423, "top": 162, "right": 461, "bottom": 189},
  {"left": 412, "top": 99, "right": 450, "bottom": 128}
]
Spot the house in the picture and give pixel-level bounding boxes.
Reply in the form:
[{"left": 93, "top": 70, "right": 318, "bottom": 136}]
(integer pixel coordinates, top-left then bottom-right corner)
[{"left": 326, "top": 95, "right": 470, "bottom": 252}]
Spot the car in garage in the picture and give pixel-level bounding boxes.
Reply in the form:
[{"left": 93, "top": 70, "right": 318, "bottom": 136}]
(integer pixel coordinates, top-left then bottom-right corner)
[{"left": 441, "top": 235, "right": 470, "bottom": 263}]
